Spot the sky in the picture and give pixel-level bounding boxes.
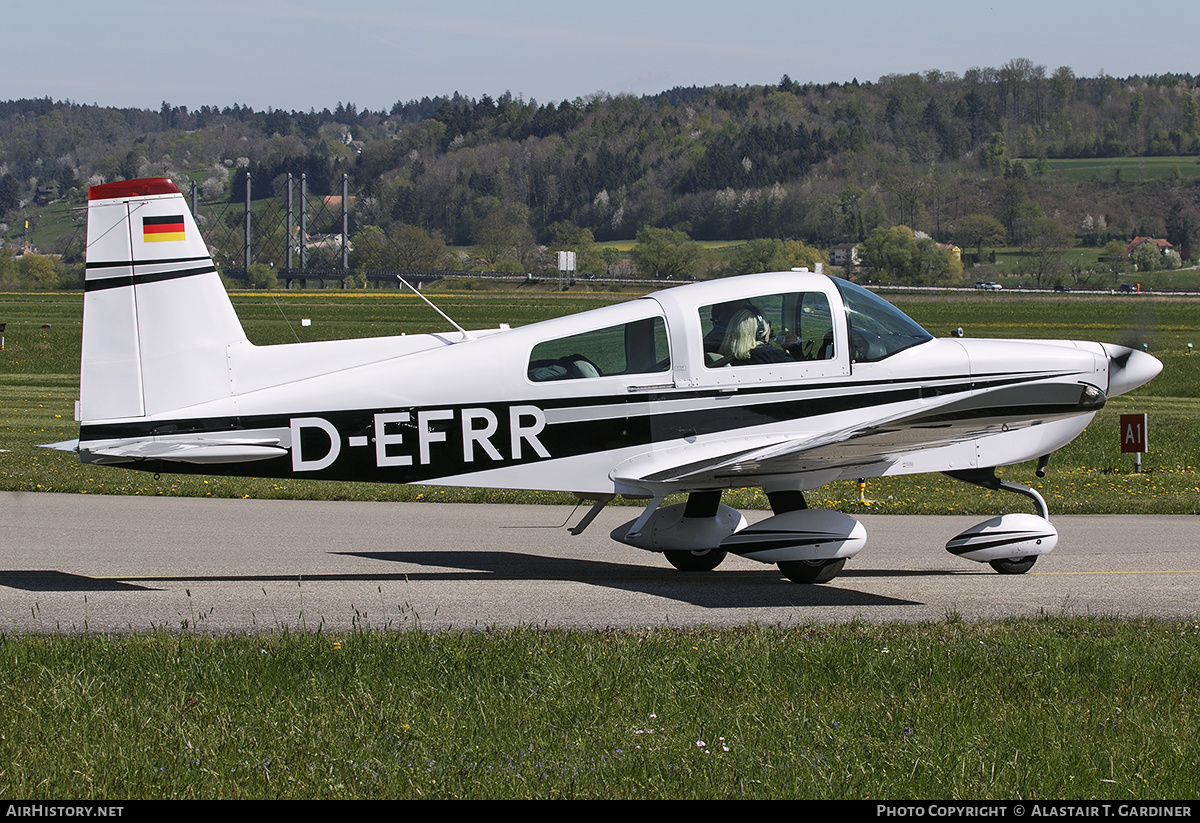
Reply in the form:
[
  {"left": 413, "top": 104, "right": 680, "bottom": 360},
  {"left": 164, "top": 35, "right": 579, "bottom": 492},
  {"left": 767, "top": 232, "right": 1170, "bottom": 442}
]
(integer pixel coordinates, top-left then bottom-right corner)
[{"left": 6, "top": 0, "right": 1198, "bottom": 113}]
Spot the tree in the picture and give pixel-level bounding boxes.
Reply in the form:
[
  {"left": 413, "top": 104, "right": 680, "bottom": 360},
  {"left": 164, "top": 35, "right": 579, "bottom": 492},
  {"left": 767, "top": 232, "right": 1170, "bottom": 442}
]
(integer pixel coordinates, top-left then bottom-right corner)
[
  {"left": 914, "top": 235, "right": 960, "bottom": 284},
  {"left": 631, "top": 226, "right": 698, "bottom": 279},
  {"left": 859, "top": 226, "right": 916, "bottom": 282},
  {"left": 1101, "top": 240, "right": 1130, "bottom": 284},
  {"left": 601, "top": 247, "right": 623, "bottom": 276},
  {"left": 1019, "top": 217, "right": 1074, "bottom": 288},
  {"left": 982, "top": 132, "right": 1008, "bottom": 171},
  {"left": 0, "top": 246, "right": 18, "bottom": 288},
  {"left": 18, "top": 252, "right": 59, "bottom": 289},
  {"left": 722, "top": 238, "right": 789, "bottom": 275},
  {"left": 0, "top": 174, "right": 20, "bottom": 218},
  {"left": 393, "top": 224, "right": 453, "bottom": 270},
  {"left": 859, "top": 226, "right": 955, "bottom": 284},
  {"left": 349, "top": 225, "right": 395, "bottom": 270},
  {"left": 1165, "top": 200, "right": 1198, "bottom": 261},
  {"left": 953, "top": 214, "right": 1007, "bottom": 261},
  {"left": 883, "top": 164, "right": 925, "bottom": 229},
  {"left": 471, "top": 206, "right": 536, "bottom": 271},
  {"left": 1131, "top": 242, "right": 1160, "bottom": 273},
  {"left": 779, "top": 240, "right": 825, "bottom": 271},
  {"left": 836, "top": 186, "right": 867, "bottom": 241},
  {"left": 547, "top": 220, "right": 601, "bottom": 274}
]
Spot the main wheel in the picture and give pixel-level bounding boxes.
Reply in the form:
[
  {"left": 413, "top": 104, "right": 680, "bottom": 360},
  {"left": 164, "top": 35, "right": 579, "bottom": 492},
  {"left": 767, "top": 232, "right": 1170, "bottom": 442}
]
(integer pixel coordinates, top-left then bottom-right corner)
[
  {"left": 778, "top": 558, "right": 846, "bottom": 584},
  {"left": 989, "top": 556, "right": 1038, "bottom": 575},
  {"left": 664, "top": 549, "right": 727, "bottom": 572}
]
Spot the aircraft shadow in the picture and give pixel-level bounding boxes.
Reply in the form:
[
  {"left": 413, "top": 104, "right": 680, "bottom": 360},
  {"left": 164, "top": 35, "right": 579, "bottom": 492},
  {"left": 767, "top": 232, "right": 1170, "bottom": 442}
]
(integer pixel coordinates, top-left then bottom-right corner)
[
  {"left": 0, "top": 570, "right": 150, "bottom": 592},
  {"left": 0, "top": 554, "right": 953, "bottom": 608},
  {"left": 336, "top": 550, "right": 927, "bottom": 608}
]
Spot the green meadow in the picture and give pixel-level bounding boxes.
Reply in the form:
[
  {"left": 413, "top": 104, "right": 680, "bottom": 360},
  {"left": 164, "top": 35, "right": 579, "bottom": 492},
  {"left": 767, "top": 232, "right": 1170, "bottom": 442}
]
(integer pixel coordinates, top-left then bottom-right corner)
[
  {"left": 1039, "top": 155, "right": 1200, "bottom": 182},
  {"left": 0, "top": 620, "right": 1197, "bottom": 799}
]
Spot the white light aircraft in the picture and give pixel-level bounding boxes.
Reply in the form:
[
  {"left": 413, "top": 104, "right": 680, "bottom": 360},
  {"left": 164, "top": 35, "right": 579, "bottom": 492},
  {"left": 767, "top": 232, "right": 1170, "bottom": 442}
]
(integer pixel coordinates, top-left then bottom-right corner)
[{"left": 57, "top": 178, "right": 1162, "bottom": 583}]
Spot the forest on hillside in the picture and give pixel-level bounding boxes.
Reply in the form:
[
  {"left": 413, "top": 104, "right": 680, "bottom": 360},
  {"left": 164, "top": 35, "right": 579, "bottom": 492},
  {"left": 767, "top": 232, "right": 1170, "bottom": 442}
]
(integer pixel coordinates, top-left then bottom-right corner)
[{"left": 1, "top": 59, "right": 1199, "bottom": 285}]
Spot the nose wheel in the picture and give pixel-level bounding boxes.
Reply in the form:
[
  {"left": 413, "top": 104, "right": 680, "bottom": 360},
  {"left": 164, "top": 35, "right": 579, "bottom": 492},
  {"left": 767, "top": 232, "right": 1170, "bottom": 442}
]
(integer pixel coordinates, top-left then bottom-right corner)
[
  {"left": 945, "top": 469, "right": 1054, "bottom": 575},
  {"left": 989, "top": 556, "right": 1038, "bottom": 575}
]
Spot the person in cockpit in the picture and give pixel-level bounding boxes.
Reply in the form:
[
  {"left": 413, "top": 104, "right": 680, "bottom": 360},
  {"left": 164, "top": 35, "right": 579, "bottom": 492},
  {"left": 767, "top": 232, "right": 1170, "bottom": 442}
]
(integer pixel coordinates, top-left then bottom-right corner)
[{"left": 718, "top": 307, "right": 791, "bottom": 366}]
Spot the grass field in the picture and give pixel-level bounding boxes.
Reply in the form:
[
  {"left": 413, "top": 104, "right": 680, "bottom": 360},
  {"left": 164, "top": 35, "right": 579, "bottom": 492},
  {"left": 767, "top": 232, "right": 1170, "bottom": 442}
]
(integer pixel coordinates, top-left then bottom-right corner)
[
  {"left": 1039, "top": 155, "right": 1200, "bottom": 182},
  {"left": 2, "top": 619, "right": 1198, "bottom": 799}
]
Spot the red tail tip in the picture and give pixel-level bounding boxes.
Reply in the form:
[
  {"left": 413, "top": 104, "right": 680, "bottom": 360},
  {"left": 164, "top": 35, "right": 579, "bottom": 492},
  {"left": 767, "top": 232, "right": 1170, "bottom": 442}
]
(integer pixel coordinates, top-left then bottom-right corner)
[{"left": 89, "top": 177, "right": 180, "bottom": 201}]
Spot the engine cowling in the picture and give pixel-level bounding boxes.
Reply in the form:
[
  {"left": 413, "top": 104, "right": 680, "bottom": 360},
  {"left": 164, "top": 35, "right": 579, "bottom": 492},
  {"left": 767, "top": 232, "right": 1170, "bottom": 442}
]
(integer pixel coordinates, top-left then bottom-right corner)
[
  {"left": 719, "top": 509, "right": 866, "bottom": 564},
  {"left": 946, "top": 513, "right": 1058, "bottom": 563}
]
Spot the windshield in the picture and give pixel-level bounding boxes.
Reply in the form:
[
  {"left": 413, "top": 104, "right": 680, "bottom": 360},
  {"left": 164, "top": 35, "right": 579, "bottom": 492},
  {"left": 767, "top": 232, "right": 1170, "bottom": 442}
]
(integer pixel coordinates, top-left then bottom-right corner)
[{"left": 833, "top": 278, "right": 932, "bottom": 362}]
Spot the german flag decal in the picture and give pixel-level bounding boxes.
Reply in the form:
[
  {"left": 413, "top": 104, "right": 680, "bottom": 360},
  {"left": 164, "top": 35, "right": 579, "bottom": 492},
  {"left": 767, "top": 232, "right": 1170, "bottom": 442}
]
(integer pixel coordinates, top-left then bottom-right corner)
[{"left": 142, "top": 214, "right": 185, "bottom": 243}]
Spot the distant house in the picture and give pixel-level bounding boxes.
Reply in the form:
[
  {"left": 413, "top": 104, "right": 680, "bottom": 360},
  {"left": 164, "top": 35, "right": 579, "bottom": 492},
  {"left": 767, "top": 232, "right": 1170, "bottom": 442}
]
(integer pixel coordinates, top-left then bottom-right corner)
[
  {"left": 305, "top": 233, "right": 348, "bottom": 251},
  {"left": 1124, "top": 237, "right": 1174, "bottom": 257},
  {"left": 830, "top": 243, "right": 859, "bottom": 266}
]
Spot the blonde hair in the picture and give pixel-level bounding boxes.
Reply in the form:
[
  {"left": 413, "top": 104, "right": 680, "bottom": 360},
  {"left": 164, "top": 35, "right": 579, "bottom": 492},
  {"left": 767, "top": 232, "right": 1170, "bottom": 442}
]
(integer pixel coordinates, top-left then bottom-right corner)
[{"left": 720, "top": 309, "right": 765, "bottom": 361}]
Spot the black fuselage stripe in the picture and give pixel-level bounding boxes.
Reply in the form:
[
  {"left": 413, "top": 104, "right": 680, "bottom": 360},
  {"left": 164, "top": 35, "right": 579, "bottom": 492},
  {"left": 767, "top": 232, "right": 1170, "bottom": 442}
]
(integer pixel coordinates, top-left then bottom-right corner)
[
  {"left": 77, "top": 371, "right": 1096, "bottom": 484},
  {"left": 86, "top": 255, "right": 211, "bottom": 270},
  {"left": 78, "top": 370, "right": 1086, "bottom": 442},
  {"left": 84, "top": 264, "right": 218, "bottom": 292}
]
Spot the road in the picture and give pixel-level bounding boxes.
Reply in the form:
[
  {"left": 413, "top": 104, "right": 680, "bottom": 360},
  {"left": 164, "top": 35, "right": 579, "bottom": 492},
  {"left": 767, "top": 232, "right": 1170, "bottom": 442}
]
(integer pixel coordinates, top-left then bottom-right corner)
[{"left": 2, "top": 492, "right": 1198, "bottom": 633}]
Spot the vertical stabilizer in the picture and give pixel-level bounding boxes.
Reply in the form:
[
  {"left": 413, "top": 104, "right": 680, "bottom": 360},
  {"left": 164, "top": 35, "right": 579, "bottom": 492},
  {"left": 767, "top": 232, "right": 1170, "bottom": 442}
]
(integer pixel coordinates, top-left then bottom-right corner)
[{"left": 82, "top": 178, "right": 248, "bottom": 422}]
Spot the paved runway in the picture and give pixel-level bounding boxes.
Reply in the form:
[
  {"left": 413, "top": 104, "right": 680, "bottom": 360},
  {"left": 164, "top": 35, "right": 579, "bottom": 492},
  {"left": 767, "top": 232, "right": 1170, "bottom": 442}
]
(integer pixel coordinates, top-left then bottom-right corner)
[{"left": 2, "top": 492, "right": 1198, "bottom": 632}]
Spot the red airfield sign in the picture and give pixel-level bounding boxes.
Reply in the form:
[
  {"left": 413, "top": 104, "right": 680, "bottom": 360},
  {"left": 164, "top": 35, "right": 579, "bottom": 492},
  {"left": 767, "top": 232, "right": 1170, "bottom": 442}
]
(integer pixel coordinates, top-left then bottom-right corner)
[{"left": 1119, "top": 413, "right": 1148, "bottom": 454}]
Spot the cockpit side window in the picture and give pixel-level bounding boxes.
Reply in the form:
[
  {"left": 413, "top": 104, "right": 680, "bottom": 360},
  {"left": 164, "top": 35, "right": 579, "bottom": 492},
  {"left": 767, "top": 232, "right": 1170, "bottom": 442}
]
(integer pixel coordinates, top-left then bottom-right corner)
[
  {"left": 833, "top": 278, "right": 932, "bottom": 362},
  {"left": 699, "top": 292, "right": 835, "bottom": 367},
  {"left": 528, "top": 316, "right": 670, "bottom": 382}
]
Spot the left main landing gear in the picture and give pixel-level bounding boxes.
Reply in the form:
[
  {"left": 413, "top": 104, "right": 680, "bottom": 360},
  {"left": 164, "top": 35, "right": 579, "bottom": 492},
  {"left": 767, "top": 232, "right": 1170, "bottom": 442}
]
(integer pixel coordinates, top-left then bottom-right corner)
[
  {"left": 612, "top": 490, "right": 744, "bottom": 572},
  {"left": 663, "top": 491, "right": 730, "bottom": 571}
]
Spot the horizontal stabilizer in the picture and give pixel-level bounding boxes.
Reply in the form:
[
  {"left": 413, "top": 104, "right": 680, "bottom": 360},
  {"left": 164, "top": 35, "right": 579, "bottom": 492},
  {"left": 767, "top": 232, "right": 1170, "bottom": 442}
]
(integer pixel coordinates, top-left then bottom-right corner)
[
  {"left": 81, "top": 438, "right": 286, "bottom": 465},
  {"left": 39, "top": 439, "right": 80, "bottom": 453}
]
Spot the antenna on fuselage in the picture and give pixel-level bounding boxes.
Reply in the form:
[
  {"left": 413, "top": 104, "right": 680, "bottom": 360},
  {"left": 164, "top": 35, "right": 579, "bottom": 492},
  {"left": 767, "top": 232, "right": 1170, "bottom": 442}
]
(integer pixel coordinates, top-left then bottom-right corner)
[{"left": 396, "top": 275, "right": 476, "bottom": 341}]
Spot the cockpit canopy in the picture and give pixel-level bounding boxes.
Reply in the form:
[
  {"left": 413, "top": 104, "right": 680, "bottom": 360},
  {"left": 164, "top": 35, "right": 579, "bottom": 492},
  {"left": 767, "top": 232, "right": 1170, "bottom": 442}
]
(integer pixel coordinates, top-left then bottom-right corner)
[{"left": 523, "top": 273, "right": 934, "bottom": 384}]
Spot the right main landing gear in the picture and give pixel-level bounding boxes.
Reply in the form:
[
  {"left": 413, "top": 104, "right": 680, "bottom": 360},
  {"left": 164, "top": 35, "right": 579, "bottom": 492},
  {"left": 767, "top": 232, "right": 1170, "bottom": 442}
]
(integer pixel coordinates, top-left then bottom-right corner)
[
  {"left": 778, "top": 557, "right": 847, "bottom": 584},
  {"left": 719, "top": 489, "right": 866, "bottom": 584},
  {"left": 664, "top": 548, "right": 728, "bottom": 572}
]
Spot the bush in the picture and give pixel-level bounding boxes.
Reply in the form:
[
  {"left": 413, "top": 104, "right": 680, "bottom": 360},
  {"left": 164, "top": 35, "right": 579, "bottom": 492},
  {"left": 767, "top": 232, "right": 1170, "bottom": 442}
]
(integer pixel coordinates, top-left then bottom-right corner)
[{"left": 246, "top": 263, "right": 278, "bottom": 289}]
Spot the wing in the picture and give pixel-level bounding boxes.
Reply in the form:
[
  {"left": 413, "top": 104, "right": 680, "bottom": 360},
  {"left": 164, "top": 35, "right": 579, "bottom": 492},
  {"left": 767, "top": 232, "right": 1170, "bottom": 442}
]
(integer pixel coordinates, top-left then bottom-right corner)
[{"left": 615, "top": 379, "right": 1104, "bottom": 490}]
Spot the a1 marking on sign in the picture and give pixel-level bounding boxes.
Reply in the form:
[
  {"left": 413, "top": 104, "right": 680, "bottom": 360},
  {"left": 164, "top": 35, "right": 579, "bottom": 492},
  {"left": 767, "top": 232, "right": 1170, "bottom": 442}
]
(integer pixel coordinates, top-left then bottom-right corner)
[{"left": 1119, "top": 413, "right": 1148, "bottom": 454}]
